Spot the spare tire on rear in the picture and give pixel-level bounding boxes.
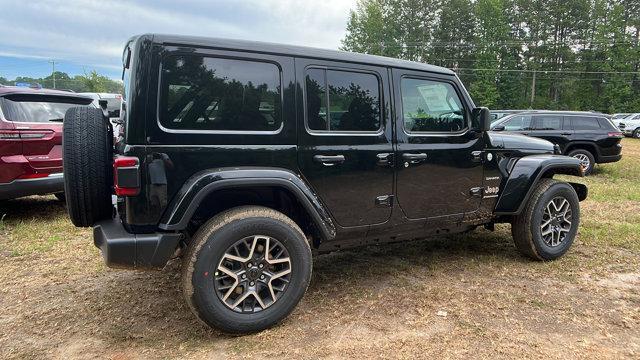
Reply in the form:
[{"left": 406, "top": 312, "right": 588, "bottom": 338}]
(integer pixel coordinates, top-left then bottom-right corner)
[{"left": 63, "top": 107, "right": 114, "bottom": 227}]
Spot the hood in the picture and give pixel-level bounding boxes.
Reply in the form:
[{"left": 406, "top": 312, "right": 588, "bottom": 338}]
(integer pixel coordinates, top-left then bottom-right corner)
[{"left": 487, "top": 132, "right": 555, "bottom": 154}]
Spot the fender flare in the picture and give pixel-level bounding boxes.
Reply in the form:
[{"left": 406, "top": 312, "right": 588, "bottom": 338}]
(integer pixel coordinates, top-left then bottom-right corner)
[
  {"left": 158, "top": 167, "right": 336, "bottom": 241},
  {"left": 494, "top": 155, "right": 585, "bottom": 215}
]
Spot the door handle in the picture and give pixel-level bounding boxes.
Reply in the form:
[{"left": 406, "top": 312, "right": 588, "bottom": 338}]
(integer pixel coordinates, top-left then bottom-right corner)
[
  {"left": 561, "top": 132, "right": 572, "bottom": 136},
  {"left": 313, "top": 154, "right": 345, "bottom": 166},
  {"left": 376, "top": 153, "right": 394, "bottom": 166},
  {"left": 402, "top": 153, "right": 428, "bottom": 161}
]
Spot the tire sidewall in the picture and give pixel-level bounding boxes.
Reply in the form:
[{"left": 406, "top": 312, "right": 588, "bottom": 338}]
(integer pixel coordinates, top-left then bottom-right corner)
[
  {"left": 528, "top": 183, "right": 580, "bottom": 260},
  {"left": 189, "top": 215, "right": 312, "bottom": 333}
]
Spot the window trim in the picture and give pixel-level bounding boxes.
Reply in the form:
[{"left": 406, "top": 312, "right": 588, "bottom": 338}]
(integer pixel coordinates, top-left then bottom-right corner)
[
  {"left": 303, "top": 65, "right": 384, "bottom": 137},
  {"left": 156, "top": 52, "right": 285, "bottom": 135},
  {"left": 399, "top": 75, "right": 470, "bottom": 136}
]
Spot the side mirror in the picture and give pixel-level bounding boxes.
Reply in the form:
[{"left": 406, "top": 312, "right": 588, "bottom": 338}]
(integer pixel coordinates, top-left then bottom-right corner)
[
  {"left": 98, "top": 99, "right": 108, "bottom": 110},
  {"left": 472, "top": 107, "right": 491, "bottom": 132},
  {"left": 493, "top": 125, "right": 505, "bottom": 131}
]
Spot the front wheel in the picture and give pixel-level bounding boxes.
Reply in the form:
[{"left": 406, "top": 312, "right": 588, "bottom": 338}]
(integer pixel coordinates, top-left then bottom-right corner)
[
  {"left": 512, "top": 179, "right": 580, "bottom": 261},
  {"left": 181, "top": 206, "right": 312, "bottom": 334},
  {"left": 633, "top": 129, "right": 640, "bottom": 139}
]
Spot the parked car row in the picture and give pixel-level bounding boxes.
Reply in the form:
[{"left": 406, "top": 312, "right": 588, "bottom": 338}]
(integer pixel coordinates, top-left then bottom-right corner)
[{"left": 612, "top": 113, "right": 640, "bottom": 138}]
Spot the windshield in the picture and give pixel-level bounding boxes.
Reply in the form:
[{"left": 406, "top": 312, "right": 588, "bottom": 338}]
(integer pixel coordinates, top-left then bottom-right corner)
[{"left": 0, "top": 95, "right": 92, "bottom": 123}]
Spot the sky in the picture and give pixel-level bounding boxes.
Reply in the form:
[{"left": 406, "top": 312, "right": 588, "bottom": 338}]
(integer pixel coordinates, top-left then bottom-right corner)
[{"left": 0, "top": 0, "right": 358, "bottom": 81}]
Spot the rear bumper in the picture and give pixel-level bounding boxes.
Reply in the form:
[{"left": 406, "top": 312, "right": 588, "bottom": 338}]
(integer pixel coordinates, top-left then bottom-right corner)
[
  {"left": 598, "top": 154, "right": 622, "bottom": 164},
  {"left": 93, "top": 218, "right": 182, "bottom": 270},
  {"left": 0, "top": 173, "right": 64, "bottom": 200}
]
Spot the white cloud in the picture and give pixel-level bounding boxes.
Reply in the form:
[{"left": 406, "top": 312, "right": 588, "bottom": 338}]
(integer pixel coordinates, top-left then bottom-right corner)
[{"left": 0, "top": 0, "right": 357, "bottom": 69}]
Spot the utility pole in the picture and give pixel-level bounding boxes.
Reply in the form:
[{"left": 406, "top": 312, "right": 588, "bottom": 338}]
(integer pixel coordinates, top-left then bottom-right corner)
[
  {"left": 530, "top": 70, "right": 536, "bottom": 106},
  {"left": 49, "top": 60, "right": 56, "bottom": 89}
]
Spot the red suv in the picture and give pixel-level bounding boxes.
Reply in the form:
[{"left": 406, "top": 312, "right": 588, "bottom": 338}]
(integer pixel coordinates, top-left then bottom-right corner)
[{"left": 0, "top": 87, "right": 94, "bottom": 200}]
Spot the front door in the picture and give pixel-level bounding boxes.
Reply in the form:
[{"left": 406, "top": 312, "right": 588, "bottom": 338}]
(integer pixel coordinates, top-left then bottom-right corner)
[
  {"left": 392, "top": 70, "right": 484, "bottom": 220},
  {"left": 529, "top": 114, "right": 572, "bottom": 152},
  {"left": 297, "top": 59, "right": 394, "bottom": 228}
]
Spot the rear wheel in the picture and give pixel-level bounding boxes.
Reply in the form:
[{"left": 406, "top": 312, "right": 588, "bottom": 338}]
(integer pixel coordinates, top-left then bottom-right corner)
[
  {"left": 567, "top": 149, "right": 595, "bottom": 175},
  {"left": 512, "top": 179, "right": 580, "bottom": 261},
  {"left": 182, "top": 206, "right": 312, "bottom": 334},
  {"left": 62, "top": 107, "right": 113, "bottom": 227}
]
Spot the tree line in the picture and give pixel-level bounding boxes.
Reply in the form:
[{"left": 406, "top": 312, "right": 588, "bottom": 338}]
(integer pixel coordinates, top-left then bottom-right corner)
[
  {"left": 0, "top": 70, "right": 123, "bottom": 94},
  {"left": 341, "top": 0, "right": 640, "bottom": 113}
]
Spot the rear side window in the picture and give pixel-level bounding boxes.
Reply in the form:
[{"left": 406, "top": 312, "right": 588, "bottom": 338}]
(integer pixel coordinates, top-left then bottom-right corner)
[
  {"left": 0, "top": 95, "right": 92, "bottom": 123},
  {"left": 305, "top": 68, "right": 381, "bottom": 132},
  {"left": 532, "top": 115, "right": 563, "bottom": 130},
  {"left": 400, "top": 78, "right": 466, "bottom": 133},
  {"left": 597, "top": 117, "right": 618, "bottom": 130},
  {"left": 572, "top": 116, "right": 601, "bottom": 130},
  {"left": 160, "top": 55, "right": 282, "bottom": 132}
]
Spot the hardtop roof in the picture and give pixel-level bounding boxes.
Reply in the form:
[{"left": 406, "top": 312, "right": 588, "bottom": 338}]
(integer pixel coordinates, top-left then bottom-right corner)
[{"left": 142, "top": 33, "right": 455, "bottom": 76}]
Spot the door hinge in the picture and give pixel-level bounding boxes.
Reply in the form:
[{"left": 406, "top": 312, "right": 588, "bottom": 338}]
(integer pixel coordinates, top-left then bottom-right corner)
[{"left": 375, "top": 195, "right": 394, "bottom": 207}]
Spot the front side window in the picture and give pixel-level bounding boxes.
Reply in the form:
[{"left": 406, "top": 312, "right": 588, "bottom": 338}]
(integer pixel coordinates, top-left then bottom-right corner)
[
  {"left": 401, "top": 78, "right": 466, "bottom": 133},
  {"left": 501, "top": 115, "right": 533, "bottom": 131},
  {"left": 305, "top": 68, "right": 381, "bottom": 132},
  {"left": 160, "top": 55, "right": 281, "bottom": 132},
  {"left": 532, "top": 115, "right": 563, "bottom": 130}
]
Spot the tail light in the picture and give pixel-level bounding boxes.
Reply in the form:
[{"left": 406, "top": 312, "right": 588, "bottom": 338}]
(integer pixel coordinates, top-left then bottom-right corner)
[
  {"left": 113, "top": 156, "right": 140, "bottom": 196},
  {"left": 608, "top": 132, "right": 623, "bottom": 137}
]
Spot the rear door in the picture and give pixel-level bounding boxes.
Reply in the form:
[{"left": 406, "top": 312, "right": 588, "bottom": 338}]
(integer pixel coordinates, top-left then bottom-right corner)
[
  {"left": 530, "top": 114, "right": 571, "bottom": 151},
  {"left": 296, "top": 59, "right": 394, "bottom": 228}
]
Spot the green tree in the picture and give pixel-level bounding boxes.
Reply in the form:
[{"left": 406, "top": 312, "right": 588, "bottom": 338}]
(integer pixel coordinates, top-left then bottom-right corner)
[
  {"left": 341, "top": 0, "right": 389, "bottom": 55},
  {"left": 341, "top": 0, "right": 640, "bottom": 112}
]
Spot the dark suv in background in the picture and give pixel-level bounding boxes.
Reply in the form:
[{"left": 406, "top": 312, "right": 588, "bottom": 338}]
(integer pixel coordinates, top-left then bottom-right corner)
[
  {"left": 492, "top": 111, "right": 623, "bottom": 174},
  {"left": 0, "top": 87, "right": 94, "bottom": 200}
]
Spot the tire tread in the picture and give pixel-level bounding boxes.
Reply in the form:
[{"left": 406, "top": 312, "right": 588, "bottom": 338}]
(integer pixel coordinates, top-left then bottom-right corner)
[{"left": 63, "top": 107, "right": 113, "bottom": 227}]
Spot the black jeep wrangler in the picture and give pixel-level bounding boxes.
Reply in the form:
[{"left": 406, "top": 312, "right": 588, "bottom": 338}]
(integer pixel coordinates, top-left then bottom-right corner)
[{"left": 62, "top": 34, "right": 588, "bottom": 334}]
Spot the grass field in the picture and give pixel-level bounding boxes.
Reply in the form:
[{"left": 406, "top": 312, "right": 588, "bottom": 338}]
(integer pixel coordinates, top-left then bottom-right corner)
[{"left": 0, "top": 139, "right": 638, "bottom": 359}]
